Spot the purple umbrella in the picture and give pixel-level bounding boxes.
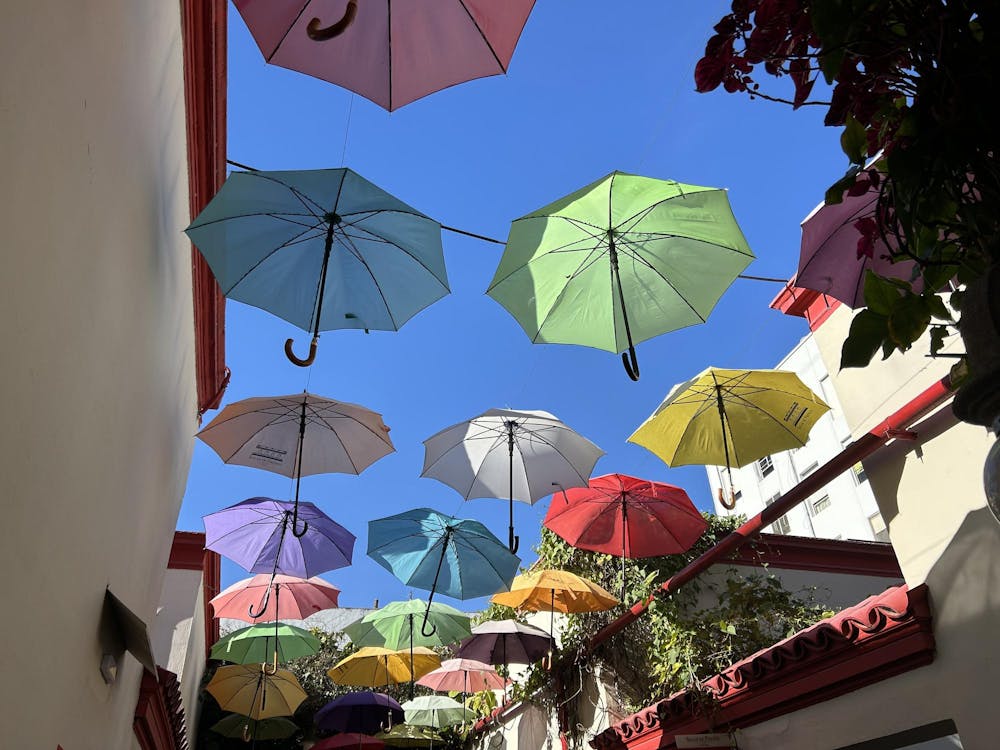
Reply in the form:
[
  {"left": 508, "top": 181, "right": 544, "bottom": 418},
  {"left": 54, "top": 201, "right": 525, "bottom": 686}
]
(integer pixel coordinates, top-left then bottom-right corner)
[
  {"left": 454, "top": 619, "right": 551, "bottom": 666},
  {"left": 795, "top": 185, "right": 919, "bottom": 308},
  {"left": 316, "top": 692, "right": 404, "bottom": 735},
  {"left": 205, "top": 497, "right": 355, "bottom": 616}
]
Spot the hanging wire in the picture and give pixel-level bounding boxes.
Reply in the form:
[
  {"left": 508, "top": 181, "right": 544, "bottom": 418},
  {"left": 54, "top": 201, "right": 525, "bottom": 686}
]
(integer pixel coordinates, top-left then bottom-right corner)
[{"left": 340, "top": 94, "right": 355, "bottom": 167}]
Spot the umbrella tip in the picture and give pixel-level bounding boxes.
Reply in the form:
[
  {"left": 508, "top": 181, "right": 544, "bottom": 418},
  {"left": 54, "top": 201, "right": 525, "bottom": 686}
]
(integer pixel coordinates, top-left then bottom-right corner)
[{"left": 374, "top": 598, "right": 380, "bottom": 609}]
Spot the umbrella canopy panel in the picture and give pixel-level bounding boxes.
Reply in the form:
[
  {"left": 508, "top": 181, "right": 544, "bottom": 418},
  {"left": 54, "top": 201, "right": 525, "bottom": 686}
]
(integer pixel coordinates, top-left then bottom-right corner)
[
  {"left": 315, "top": 692, "right": 404, "bottom": 735},
  {"left": 454, "top": 619, "right": 552, "bottom": 666},
  {"left": 422, "top": 408, "right": 604, "bottom": 504},
  {"left": 627, "top": 367, "right": 830, "bottom": 469},
  {"left": 232, "top": 1, "right": 537, "bottom": 111},
  {"left": 796, "top": 186, "right": 920, "bottom": 309},
  {"left": 367, "top": 508, "right": 520, "bottom": 601},
  {"left": 544, "top": 473, "right": 707, "bottom": 558},
  {"left": 210, "top": 574, "right": 341, "bottom": 624},
  {"left": 204, "top": 497, "right": 355, "bottom": 579},
  {"left": 488, "top": 172, "right": 754, "bottom": 355},
  {"left": 186, "top": 168, "right": 449, "bottom": 340},
  {"left": 205, "top": 665, "right": 307, "bottom": 720},
  {"left": 197, "top": 393, "right": 394, "bottom": 479}
]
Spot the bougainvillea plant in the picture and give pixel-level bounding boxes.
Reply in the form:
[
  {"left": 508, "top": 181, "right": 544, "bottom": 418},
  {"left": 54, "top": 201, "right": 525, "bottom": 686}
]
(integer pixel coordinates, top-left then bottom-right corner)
[{"left": 696, "top": 0, "right": 998, "bottom": 368}]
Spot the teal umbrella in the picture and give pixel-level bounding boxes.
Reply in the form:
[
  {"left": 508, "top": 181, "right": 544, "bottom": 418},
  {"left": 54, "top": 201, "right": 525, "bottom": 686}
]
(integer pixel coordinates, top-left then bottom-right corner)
[
  {"left": 185, "top": 166, "right": 450, "bottom": 366},
  {"left": 402, "top": 696, "right": 474, "bottom": 728},
  {"left": 345, "top": 599, "right": 473, "bottom": 699},
  {"left": 367, "top": 509, "right": 520, "bottom": 636},
  {"left": 211, "top": 622, "right": 320, "bottom": 670},
  {"left": 487, "top": 171, "right": 754, "bottom": 380}
]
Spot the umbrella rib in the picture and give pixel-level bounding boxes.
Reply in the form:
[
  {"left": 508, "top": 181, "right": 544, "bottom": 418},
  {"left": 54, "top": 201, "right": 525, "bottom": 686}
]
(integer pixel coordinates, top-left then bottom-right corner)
[
  {"left": 335, "top": 230, "right": 401, "bottom": 330},
  {"left": 213, "top": 412, "right": 301, "bottom": 466},
  {"left": 312, "top": 411, "right": 392, "bottom": 459},
  {"left": 487, "top": 217, "right": 606, "bottom": 289},
  {"left": 615, "top": 236, "right": 710, "bottom": 322},
  {"left": 721, "top": 388, "right": 816, "bottom": 448},
  {"left": 187, "top": 210, "right": 322, "bottom": 231},
  {"left": 457, "top": 0, "right": 506, "bottom": 71},
  {"left": 420, "top": 431, "right": 509, "bottom": 496},
  {"left": 339, "top": 220, "right": 449, "bottom": 287},
  {"left": 222, "top": 220, "right": 329, "bottom": 296},
  {"left": 449, "top": 535, "right": 513, "bottom": 595}
]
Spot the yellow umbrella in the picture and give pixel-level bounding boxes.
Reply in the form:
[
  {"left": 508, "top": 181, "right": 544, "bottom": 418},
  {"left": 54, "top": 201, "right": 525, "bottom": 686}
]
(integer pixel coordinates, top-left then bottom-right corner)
[
  {"left": 491, "top": 569, "right": 618, "bottom": 663},
  {"left": 628, "top": 367, "right": 829, "bottom": 508},
  {"left": 205, "top": 664, "right": 307, "bottom": 720},
  {"left": 328, "top": 646, "right": 441, "bottom": 687}
]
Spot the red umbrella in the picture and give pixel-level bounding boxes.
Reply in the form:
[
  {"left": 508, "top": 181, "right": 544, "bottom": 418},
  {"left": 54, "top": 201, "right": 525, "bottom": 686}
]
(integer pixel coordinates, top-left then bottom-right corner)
[
  {"left": 543, "top": 474, "right": 707, "bottom": 598},
  {"left": 210, "top": 574, "right": 340, "bottom": 624},
  {"left": 314, "top": 733, "right": 386, "bottom": 750},
  {"left": 232, "top": 1, "right": 536, "bottom": 112}
]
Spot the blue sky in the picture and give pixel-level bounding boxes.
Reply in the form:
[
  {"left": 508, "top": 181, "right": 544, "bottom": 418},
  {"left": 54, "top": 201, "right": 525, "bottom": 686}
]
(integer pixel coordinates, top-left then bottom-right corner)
[{"left": 176, "top": 0, "right": 847, "bottom": 609}]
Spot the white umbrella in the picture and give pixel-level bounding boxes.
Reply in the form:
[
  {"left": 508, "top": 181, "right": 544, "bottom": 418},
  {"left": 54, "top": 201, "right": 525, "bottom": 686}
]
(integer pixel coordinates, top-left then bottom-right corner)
[
  {"left": 421, "top": 409, "right": 603, "bottom": 552},
  {"left": 198, "top": 392, "right": 394, "bottom": 534}
]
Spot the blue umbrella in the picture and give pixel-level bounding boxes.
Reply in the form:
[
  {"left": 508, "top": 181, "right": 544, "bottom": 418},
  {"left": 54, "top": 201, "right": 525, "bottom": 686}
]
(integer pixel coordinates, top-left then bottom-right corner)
[
  {"left": 368, "top": 508, "right": 520, "bottom": 635},
  {"left": 185, "top": 166, "right": 450, "bottom": 366}
]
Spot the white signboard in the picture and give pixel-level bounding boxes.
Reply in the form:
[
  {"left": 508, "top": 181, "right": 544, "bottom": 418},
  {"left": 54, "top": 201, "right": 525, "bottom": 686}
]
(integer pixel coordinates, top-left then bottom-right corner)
[{"left": 674, "top": 733, "right": 735, "bottom": 749}]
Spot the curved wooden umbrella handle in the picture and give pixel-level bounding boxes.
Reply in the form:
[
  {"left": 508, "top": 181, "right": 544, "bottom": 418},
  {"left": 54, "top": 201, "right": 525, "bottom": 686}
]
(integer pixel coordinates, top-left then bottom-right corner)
[
  {"left": 285, "top": 336, "right": 318, "bottom": 367},
  {"left": 307, "top": 0, "right": 358, "bottom": 41},
  {"left": 718, "top": 486, "right": 738, "bottom": 510}
]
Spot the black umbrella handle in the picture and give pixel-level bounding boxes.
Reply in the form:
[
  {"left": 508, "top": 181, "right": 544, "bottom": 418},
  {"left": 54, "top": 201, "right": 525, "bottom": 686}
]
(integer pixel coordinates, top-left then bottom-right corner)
[
  {"left": 507, "top": 423, "right": 519, "bottom": 554},
  {"left": 622, "top": 346, "right": 640, "bottom": 381},
  {"left": 609, "top": 235, "right": 640, "bottom": 381},
  {"left": 307, "top": 0, "right": 357, "bottom": 41},
  {"left": 422, "top": 530, "right": 450, "bottom": 636}
]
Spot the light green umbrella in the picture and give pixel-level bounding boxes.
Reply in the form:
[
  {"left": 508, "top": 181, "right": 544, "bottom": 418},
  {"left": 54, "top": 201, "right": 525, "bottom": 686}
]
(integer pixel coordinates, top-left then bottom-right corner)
[
  {"left": 211, "top": 622, "right": 320, "bottom": 670},
  {"left": 344, "top": 599, "right": 472, "bottom": 699},
  {"left": 487, "top": 171, "right": 754, "bottom": 380},
  {"left": 402, "top": 696, "right": 474, "bottom": 728}
]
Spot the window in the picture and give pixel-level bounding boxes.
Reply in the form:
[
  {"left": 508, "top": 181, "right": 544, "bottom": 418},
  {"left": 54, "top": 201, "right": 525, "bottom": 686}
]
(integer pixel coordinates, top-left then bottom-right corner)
[
  {"left": 799, "top": 460, "right": 819, "bottom": 478},
  {"left": 869, "top": 513, "right": 890, "bottom": 542},
  {"left": 756, "top": 455, "right": 774, "bottom": 478},
  {"left": 765, "top": 494, "right": 790, "bottom": 535},
  {"left": 853, "top": 462, "right": 868, "bottom": 484},
  {"left": 812, "top": 494, "right": 831, "bottom": 513}
]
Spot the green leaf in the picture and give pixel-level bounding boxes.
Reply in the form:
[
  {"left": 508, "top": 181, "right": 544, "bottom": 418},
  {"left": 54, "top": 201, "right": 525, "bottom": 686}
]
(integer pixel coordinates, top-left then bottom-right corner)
[
  {"left": 924, "top": 294, "right": 953, "bottom": 322},
  {"left": 863, "top": 271, "right": 902, "bottom": 316},
  {"left": 825, "top": 167, "right": 859, "bottom": 205},
  {"left": 840, "top": 115, "right": 867, "bottom": 164},
  {"left": 950, "top": 289, "right": 965, "bottom": 311},
  {"left": 841, "top": 310, "right": 890, "bottom": 369},
  {"left": 922, "top": 264, "right": 958, "bottom": 294},
  {"left": 887, "top": 294, "right": 931, "bottom": 348}
]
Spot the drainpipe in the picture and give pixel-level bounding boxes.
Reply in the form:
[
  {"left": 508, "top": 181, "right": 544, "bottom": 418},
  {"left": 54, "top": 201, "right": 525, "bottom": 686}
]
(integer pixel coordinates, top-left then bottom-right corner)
[{"left": 583, "top": 374, "right": 953, "bottom": 653}]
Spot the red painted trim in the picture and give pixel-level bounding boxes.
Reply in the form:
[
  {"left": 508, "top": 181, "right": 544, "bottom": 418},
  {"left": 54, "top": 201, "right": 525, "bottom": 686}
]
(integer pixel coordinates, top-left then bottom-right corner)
[
  {"left": 769, "top": 282, "right": 840, "bottom": 331},
  {"left": 134, "top": 668, "right": 188, "bottom": 750},
  {"left": 167, "top": 531, "right": 205, "bottom": 571},
  {"left": 592, "top": 585, "right": 934, "bottom": 750},
  {"left": 180, "top": 0, "right": 228, "bottom": 418},
  {"left": 729, "top": 534, "right": 902, "bottom": 578}
]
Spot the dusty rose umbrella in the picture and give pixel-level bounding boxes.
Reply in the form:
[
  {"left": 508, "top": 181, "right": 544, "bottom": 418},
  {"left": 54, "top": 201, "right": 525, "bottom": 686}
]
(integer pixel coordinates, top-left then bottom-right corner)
[
  {"left": 795, "top": 185, "right": 918, "bottom": 308},
  {"left": 232, "top": 1, "right": 536, "bottom": 111},
  {"left": 417, "top": 658, "right": 507, "bottom": 693},
  {"left": 210, "top": 574, "right": 340, "bottom": 624}
]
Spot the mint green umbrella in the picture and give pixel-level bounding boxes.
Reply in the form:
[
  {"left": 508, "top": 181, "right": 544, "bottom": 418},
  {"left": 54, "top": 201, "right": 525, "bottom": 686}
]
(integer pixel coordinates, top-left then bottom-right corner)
[
  {"left": 402, "top": 696, "right": 474, "bottom": 728},
  {"left": 344, "top": 599, "right": 471, "bottom": 699},
  {"left": 487, "top": 171, "right": 754, "bottom": 380},
  {"left": 211, "top": 622, "right": 320, "bottom": 668}
]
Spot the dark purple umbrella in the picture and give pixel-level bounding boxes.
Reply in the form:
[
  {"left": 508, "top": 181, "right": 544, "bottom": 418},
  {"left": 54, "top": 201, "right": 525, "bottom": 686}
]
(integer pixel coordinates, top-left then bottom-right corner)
[
  {"left": 795, "top": 186, "right": 919, "bottom": 308},
  {"left": 316, "top": 692, "right": 404, "bottom": 735},
  {"left": 204, "top": 497, "right": 355, "bottom": 578},
  {"left": 454, "top": 619, "right": 551, "bottom": 666}
]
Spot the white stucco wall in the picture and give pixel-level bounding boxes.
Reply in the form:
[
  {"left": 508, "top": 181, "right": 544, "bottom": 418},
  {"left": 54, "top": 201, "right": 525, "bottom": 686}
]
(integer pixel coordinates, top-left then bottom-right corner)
[
  {"left": 0, "top": 1, "right": 197, "bottom": 747},
  {"left": 727, "top": 305, "right": 1000, "bottom": 748}
]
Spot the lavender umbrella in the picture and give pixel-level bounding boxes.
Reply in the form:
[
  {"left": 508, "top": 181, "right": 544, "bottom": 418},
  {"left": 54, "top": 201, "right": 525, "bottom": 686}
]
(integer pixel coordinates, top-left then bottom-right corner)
[
  {"left": 316, "top": 692, "right": 404, "bottom": 735},
  {"left": 453, "top": 619, "right": 551, "bottom": 667},
  {"left": 204, "top": 497, "right": 355, "bottom": 617},
  {"left": 796, "top": 186, "right": 919, "bottom": 308}
]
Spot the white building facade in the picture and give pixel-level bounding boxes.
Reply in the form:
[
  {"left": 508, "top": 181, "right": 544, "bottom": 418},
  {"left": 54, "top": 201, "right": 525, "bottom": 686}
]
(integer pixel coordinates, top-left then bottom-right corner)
[{"left": 706, "top": 334, "right": 889, "bottom": 542}]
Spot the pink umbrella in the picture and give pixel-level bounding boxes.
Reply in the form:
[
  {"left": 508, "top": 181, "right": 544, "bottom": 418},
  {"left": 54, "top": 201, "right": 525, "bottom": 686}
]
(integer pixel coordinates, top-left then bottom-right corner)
[
  {"left": 210, "top": 574, "right": 340, "bottom": 624},
  {"left": 314, "top": 733, "right": 386, "bottom": 750},
  {"left": 232, "top": 1, "right": 536, "bottom": 111},
  {"left": 417, "top": 658, "right": 508, "bottom": 693},
  {"left": 795, "top": 185, "right": 918, "bottom": 308}
]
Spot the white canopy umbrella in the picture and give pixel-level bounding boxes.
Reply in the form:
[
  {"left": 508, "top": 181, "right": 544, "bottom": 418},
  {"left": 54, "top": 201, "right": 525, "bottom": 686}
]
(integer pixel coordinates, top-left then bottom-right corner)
[
  {"left": 198, "top": 392, "right": 394, "bottom": 535},
  {"left": 421, "top": 408, "right": 603, "bottom": 553}
]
